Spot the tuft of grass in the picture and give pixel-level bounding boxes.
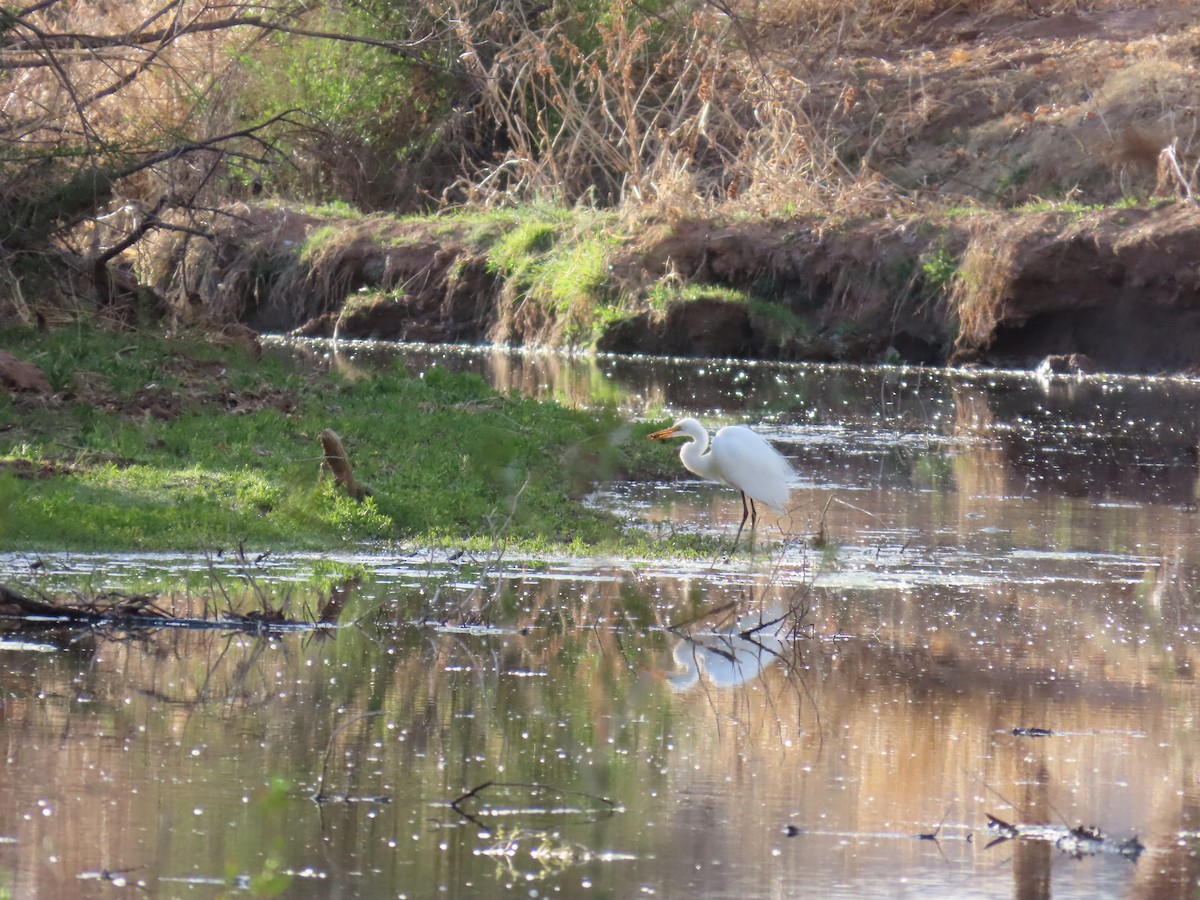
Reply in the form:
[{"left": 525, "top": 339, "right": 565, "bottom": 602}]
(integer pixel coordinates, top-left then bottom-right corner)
[
  {"left": 483, "top": 207, "right": 623, "bottom": 345},
  {"left": 948, "top": 220, "right": 1023, "bottom": 349},
  {"left": 646, "top": 281, "right": 750, "bottom": 310},
  {"left": 489, "top": 221, "right": 559, "bottom": 270},
  {"left": 293, "top": 200, "right": 366, "bottom": 220},
  {"left": 1015, "top": 195, "right": 1141, "bottom": 215}
]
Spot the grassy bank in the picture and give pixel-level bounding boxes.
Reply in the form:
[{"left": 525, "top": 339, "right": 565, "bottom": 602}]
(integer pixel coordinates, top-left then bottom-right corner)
[{"left": 0, "top": 327, "right": 674, "bottom": 553}]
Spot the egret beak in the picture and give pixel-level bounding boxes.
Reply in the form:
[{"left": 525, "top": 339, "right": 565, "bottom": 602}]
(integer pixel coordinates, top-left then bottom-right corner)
[{"left": 648, "top": 425, "right": 680, "bottom": 441}]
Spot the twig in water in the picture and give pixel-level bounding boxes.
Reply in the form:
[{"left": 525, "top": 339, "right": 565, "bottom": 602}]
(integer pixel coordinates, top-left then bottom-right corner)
[
  {"left": 450, "top": 781, "right": 620, "bottom": 835},
  {"left": 313, "top": 711, "right": 390, "bottom": 804},
  {"left": 812, "top": 493, "right": 836, "bottom": 547}
]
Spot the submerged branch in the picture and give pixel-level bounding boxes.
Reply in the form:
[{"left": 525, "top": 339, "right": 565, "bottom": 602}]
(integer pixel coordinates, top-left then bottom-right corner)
[
  {"left": 314, "top": 711, "right": 391, "bottom": 804},
  {"left": 0, "top": 582, "right": 343, "bottom": 633},
  {"left": 450, "top": 781, "right": 621, "bottom": 834}
]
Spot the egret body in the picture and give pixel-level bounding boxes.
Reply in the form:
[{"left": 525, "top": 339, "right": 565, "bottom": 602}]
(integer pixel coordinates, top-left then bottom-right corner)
[{"left": 648, "top": 417, "right": 793, "bottom": 545}]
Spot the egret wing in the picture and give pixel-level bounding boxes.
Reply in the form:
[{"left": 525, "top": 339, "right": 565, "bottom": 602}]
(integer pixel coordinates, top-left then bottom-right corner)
[{"left": 710, "top": 425, "right": 794, "bottom": 512}]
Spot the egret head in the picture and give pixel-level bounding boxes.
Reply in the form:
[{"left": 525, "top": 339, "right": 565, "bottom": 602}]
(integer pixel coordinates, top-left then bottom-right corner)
[
  {"left": 648, "top": 423, "right": 681, "bottom": 441},
  {"left": 648, "top": 417, "right": 701, "bottom": 442}
]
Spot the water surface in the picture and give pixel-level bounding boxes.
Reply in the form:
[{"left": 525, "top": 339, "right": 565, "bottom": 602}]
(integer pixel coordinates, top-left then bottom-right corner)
[{"left": 3, "top": 343, "right": 1200, "bottom": 898}]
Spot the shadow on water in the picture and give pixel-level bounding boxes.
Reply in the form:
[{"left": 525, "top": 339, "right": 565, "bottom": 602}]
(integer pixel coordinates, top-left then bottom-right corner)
[{"left": 5, "top": 341, "right": 1200, "bottom": 897}]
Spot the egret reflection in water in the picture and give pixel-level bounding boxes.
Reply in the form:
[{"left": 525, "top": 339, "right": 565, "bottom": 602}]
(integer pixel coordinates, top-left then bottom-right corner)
[
  {"left": 667, "top": 628, "right": 787, "bottom": 696},
  {"left": 668, "top": 611, "right": 789, "bottom": 691}
]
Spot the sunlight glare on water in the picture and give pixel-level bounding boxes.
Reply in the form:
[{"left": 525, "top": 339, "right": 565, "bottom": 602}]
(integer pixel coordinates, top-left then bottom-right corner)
[{"left": 2, "top": 342, "right": 1200, "bottom": 898}]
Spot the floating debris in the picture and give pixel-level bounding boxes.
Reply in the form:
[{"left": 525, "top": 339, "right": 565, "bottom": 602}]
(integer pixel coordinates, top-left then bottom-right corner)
[
  {"left": 985, "top": 813, "right": 1144, "bottom": 861},
  {"left": 475, "top": 826, "right": 635, "bottom": 884},
  {"left": 450, "top": 781, "right": 622, "bottom": 834},
  {"left": 77, "top": 868, "right": 142, "bottom": 887}
]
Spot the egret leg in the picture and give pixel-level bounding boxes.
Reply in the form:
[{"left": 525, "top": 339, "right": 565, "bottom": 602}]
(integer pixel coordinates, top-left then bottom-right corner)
[{"left": 731, "top": 491, "right": 751, "bottom": 550}]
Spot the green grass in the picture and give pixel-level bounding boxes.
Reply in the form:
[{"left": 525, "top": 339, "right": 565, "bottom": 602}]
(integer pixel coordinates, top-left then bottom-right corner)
[
  {"left": 289, "top": 200, "right": 366, "bottom": 219},
  {"left": 646, "top": 281, "right": 751, "bottom": 311},
  {"left": 1014, "top": 195, "right": 1142, "bottom": 215},
  {"left": 0, "top": 326, "right": 689, "bottom": 554},
  {"left": 481, "top": 206, "right": 624, "bottom": 343}
]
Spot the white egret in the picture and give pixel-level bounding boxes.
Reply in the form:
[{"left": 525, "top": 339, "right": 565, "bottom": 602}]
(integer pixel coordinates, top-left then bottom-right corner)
[{"left": 648, "top": 417, "right": 794, "bottom": 546}]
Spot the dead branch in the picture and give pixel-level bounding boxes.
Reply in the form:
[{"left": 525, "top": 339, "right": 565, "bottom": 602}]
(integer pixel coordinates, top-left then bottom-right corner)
[
  {"left": 314, "top": 710, "right": 390, "bottom": 803},
  {"left": 1157, "top": 140, "right": 1197, "bottom": 203},
  {"left": 9, "top": 109, "right": 304, "bottom": 252},
  {"left": 450, "top": 781, "right": 620, "bottom": 834},
  {"left": 0, "top": 10, "right": 435, "bottom": 64},
  {"left": 0, "top": 582, "right": 333, "bottom": 633},
  {"left": 320, "top": 429, "right": 371, "bottom": 501}
]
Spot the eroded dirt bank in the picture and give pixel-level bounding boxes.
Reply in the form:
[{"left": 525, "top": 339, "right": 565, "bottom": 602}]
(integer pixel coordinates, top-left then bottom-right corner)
[
  {"left": 159, "top": 200, "right": 1200, "bottom": 375},
  {"left": 136, "top": 0, "right": 1200, "bottom": 375}
]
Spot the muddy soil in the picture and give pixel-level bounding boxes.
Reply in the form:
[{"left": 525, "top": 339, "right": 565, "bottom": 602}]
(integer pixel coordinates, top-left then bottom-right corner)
[{"left": 160, "top": 199, "right": 1200, "bottom": 374}]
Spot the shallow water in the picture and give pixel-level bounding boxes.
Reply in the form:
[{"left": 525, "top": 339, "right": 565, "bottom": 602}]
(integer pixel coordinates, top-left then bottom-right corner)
[{"left": 4, "top": 343, "right": 1200, "bottom": 898}]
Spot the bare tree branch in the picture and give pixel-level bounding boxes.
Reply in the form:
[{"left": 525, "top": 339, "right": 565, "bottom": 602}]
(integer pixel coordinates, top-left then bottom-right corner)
[
  {"left": 1, "top": 11, "right": 435, "bottom": 64},
  {"left": 8, "top": 109, "right": 303, "bottom": 250}
]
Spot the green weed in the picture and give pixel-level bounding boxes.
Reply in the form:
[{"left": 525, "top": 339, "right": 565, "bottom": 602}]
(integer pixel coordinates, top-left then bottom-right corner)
[
  {"left": 920, "top": 247, "right": 958, "bottom": 297},
  {"left": 646, "top": 282, "right": 750, "bottom": 309}
]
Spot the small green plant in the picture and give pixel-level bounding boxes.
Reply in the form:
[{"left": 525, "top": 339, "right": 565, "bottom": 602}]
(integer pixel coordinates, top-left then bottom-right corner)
[
  {"left": 829, "top": 320, "right": 859, "bottom": 358},
  {"left": 920, "top": 247, "right": 958, "bottom": 297},
  {"left": 996, "top": 162, "right": 1033, "bottom": 196}
]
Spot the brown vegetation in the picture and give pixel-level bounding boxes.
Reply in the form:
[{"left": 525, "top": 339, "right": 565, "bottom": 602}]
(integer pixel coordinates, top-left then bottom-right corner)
[{"left": 3, "top": 0, "right": 1200, "bottom": 371}]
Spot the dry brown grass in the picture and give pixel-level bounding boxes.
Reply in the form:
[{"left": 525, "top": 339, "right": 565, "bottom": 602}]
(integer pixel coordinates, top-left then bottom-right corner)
[
  {"left": 450, "top": 0, "right": 850, "bottom": 221},
  {"left": 949, "top": 216, "right": 1025, "bottom": 350},
  {"left": 7, "top": 0, "right": 1197, "bottom": 229},
  {"left": 451, "top": 0, "right": 1200, "bottom": 225},
  {"left": 2, "top": 2, "right": 263, "bottom": 205}
]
